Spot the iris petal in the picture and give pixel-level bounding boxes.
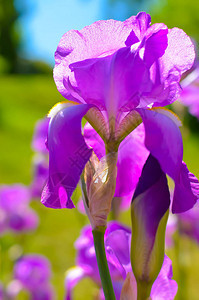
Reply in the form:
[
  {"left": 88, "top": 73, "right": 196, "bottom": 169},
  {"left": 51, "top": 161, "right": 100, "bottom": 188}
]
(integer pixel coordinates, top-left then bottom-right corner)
[
  {"left": 138, "top": 108, "right": 199, "bottom": 212},
  {"left": 41, "top": 104, "right": 92, "bottom": 209}
]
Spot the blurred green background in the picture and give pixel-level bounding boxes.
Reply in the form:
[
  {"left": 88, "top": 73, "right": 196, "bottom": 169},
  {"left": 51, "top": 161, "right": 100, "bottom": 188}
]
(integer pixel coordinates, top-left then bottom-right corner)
[{"left": 0, "top": 0, "right": 199, "bottom": 299}]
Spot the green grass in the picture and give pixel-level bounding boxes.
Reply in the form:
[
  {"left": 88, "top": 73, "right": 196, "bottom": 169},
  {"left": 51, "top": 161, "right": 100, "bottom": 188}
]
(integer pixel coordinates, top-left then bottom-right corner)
[{"left": 0, "top": 75, "right": 199, "bottom": 299}]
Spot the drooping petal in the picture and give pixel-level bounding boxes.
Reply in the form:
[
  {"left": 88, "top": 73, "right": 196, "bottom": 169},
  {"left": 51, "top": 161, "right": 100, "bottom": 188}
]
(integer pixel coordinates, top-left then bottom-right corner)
[
  {"left": 41, "top": 104, "right": 92, "bottom": 209},
  {"left": 138, "top": 108, "right": 199, "bottom": 213},
  {"left": 131, "top": 154, "right": 170, "bottom": 294}
]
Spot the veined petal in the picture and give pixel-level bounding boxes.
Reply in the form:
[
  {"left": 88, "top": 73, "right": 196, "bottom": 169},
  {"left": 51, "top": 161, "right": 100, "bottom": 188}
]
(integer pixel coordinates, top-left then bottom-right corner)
[
  {"left": 138, "top": 108, "right": 199, "bottom": 213},
  {"left": 70, "top": 46, "right": 151, "bottom": 115},
  {"left": 54, "top": 18, "right": 136, "bottom": 101},
  {"left": 160, "top": 28, "right": 195, "bottom": 81},
  {"left": 41, "top": 104, "right": 92, "bottom": 209}
]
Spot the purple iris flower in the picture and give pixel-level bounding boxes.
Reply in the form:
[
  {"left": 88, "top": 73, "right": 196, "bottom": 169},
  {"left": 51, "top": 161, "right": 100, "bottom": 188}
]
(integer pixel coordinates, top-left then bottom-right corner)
[
  {"left": 14, "top": 255, "right": 54, "bottom": 300},
  {"left": 41, "top": 12, "right": 198, "bottom": 216},
  {"left": 0, "top": 184, "right": 38, "bottom": 234},
  {"left": 65, "top": 221, "right": 177, "bottom": 300}
]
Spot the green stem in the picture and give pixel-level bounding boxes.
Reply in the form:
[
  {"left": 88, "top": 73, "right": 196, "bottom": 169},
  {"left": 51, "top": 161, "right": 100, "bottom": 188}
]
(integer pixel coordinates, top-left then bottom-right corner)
[{"left": 92, "top": 227, "right": 116, "bottom": 300}]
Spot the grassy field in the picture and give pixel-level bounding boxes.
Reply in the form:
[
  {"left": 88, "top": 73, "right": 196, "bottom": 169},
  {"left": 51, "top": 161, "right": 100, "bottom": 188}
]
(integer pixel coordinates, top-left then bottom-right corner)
[{"left": 0, "top": 75, "right": 199, "bottom": 299}]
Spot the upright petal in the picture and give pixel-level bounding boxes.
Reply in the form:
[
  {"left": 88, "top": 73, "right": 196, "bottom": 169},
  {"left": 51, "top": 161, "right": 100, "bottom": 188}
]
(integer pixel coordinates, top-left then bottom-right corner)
[
  {"left": 160, "top": 28, "right": 195, "bottom": 81},
  {"left": 54, "top": 18, "right": 136, "bottom": 101},
  {"left": 150, "top": 28, "right": 195, "bottom": 107},
  {"left": 138, "top": 108, "right": 199, "bottom": 213},
  {"left": 41, "top": 104, "right": 92, "bottom": 209},
  {"left": 70, "top": 47, "right": 151, "bottom": 114}
]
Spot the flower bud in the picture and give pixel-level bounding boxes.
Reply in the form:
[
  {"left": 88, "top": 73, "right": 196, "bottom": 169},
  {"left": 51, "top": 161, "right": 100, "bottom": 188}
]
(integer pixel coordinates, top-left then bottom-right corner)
[
  {"left": 131, "top": 154, "right": 170, "bottom": 299},
  {"left": 81, "top": 152, "right": 118, "bottom": 229}
]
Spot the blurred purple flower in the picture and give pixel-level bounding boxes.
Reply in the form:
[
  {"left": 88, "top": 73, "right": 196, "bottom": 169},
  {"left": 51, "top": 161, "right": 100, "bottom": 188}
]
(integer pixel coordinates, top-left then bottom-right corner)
[
  {"left": 0, "top": 282, "right": 4, "bottom": 300},
  {"left": 180, "top": 66, "right": 199, "bottom": 119},
  {"left": 30, "top": 117, "right": 50, "bottom": 199},
  {"left": 0, "top": 185, "right": 38, "bottom": 234},
  {"left": 65, "top": 221, "right": 177, "bottom": 300},
  {"left": 165, "top": 214, "right": 177, "bottom": 248},
  {"left": 32, "top": 118, "right": 50, "bottom": 154},
  {"left": 30, "top": 154, "right": 49, "bottom": 198},
  {"left": 41, "top": 12, "right": 198, "bottom": 215},
  {"left": 178, "top": 202, "right": 199, "bottom": 243},
  {"left": 165, "top": 200, "right": 199, "bottom": 247},
  {"left": 14, "top": 255, "right": 54, "bottom": 300}
]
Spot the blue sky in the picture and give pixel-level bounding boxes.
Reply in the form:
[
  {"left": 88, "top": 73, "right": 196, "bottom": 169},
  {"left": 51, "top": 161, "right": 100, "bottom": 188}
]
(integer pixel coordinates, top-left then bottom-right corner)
[
  {"left": 16, "top": 0, "right": 150, "bottom": 65},
  {"left": 16, "top": 0, "right": 104, "bottom": 64}
]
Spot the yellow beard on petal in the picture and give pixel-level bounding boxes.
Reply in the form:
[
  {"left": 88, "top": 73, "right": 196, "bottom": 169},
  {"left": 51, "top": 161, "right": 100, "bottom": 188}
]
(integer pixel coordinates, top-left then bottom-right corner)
[
  {"left": 48, "top": 100, "right": 79, "bottom": 119},
  {"left": 151, "top": 107, "right": 182, "bottom": 127}
]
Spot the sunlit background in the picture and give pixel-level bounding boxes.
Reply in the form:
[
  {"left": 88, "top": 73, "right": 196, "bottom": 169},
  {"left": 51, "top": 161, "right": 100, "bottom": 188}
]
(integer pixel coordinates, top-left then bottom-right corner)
[{"left": 0, "top": 0, "right": 199, "bottom": 299}]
